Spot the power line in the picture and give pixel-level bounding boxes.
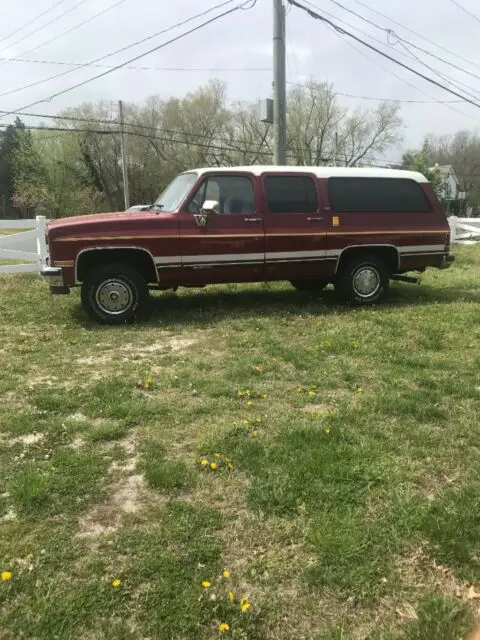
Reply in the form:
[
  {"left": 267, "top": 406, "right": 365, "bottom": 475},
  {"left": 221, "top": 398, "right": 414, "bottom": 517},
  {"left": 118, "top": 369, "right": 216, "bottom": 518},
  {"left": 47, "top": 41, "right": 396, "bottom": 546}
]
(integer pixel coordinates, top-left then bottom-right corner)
[
  {"left": 312, "top": 0, "right": 480, "bottom": 103},
  {"left": 3, "top": 1, "right": 253, "bottom": 116},
  {"left": 4, "top": 0, "right": 130, "bottom": 64},
  {"left": 324, "top": 0, "right": 480, "bottom": 84},
  {"left": 286, "top": 81, "right": 465, "bottom": 104},
  {"left": 0, "top": 0, "right": 236, "bottom": 100},
  {"left": 299, "top": 1, "right": 480, "bottom": 122},
  {"left": 351, "top": 0, "right": 480, "bottom": 70},
  {"left": 0, "top": 0, "right": 69, "bottom": 45},
  {"left": 448, "top": 0, "right": 480, "bottom": 24},
  {"left": 0, "top": 55, "right": 271, "bottom": 73},
  {"left": 0, "top": 122, "right": 279, "bottom": 159},
  {"left": 302, "top": 0, "right": 480, "bottom": 117},
  {"left": 0, "top": 107, "right": 273, "bottom": 149},
  {"left": 287, "top": 0, "right": 480, "bottom": 111},
  {"left": 0, "top": 0, "right": 89, "bottom": 57}
]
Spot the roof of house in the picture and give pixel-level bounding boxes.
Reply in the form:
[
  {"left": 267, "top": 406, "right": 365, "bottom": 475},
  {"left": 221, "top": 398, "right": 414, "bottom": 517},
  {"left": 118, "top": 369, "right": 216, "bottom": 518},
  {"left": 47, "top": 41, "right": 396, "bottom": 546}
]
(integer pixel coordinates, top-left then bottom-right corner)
[{"left": 189, "top": 166, "right": 428, "bottom": 183}]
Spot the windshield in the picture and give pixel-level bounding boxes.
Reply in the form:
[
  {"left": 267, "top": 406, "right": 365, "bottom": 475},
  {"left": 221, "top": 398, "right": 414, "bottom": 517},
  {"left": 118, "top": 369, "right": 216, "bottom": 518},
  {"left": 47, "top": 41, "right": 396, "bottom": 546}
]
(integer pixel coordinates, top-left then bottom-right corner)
[{"left": 153, "top": 172, "right": 198, "bottom": 211}]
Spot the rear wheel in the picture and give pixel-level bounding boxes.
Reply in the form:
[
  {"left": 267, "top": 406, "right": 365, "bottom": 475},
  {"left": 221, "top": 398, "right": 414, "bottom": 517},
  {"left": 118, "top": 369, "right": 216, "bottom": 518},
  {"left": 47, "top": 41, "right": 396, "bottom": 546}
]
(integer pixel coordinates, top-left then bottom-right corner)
[
  {"left": 290, "top": 279, "right": 329, "bottom": 293},
  {"left": 81, "top": 263, "right": 149, "bottom": 324},
  {"left": 334, "top": 255, "right": 390, "bottom": 305}
]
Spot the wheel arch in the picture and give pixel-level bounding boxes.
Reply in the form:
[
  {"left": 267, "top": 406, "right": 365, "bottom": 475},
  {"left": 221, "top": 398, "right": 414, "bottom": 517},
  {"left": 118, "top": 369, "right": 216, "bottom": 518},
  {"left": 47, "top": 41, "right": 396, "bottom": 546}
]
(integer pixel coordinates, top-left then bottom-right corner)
[
  {"left": 76, "top": 246, "right": 158, "bottom": 284},
  {"left": 335, "top": 244, "right": 400, "bottom": 275}
]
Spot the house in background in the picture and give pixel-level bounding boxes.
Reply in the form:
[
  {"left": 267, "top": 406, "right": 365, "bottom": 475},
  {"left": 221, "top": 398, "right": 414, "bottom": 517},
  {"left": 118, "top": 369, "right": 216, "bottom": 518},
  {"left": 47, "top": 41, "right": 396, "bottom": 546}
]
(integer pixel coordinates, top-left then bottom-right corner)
[{"left": 429, "top": 164, "right": 466, "bottom": 214}]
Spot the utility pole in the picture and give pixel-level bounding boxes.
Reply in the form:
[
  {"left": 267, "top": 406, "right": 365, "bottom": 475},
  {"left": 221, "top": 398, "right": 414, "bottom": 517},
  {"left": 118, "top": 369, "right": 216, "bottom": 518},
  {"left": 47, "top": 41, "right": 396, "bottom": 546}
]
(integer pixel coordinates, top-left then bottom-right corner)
[
  {"left": 118, "top": 100, "right": 130, "bottom": 210},
  {"left": 273, "top": 0, "right": 287, "bottom": 165}
]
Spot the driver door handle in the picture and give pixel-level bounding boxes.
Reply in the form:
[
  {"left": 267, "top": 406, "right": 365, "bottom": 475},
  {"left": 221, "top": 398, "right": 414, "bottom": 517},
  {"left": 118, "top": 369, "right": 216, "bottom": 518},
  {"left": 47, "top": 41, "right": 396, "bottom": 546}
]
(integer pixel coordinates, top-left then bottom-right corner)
[
  {"left": 307, "top": 216, "right": 324, "bottom": 222},
  {"left": 244, "top": 217, "right": 262, "bottom": 222}
]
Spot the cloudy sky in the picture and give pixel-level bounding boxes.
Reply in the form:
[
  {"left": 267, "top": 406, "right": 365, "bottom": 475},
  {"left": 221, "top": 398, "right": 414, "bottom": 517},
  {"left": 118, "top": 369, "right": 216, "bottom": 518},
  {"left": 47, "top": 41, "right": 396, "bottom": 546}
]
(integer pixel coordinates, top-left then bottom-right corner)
[{"left": 1, "top": 0, "right": 480, "bottom": 161}]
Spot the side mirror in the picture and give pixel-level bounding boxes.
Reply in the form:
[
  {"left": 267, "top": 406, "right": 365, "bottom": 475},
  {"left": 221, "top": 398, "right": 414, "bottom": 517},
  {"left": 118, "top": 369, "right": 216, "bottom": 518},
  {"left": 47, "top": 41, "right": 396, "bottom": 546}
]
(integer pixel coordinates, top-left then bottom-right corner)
[{"left": 201, "top": 200, "right": 220, "bottom": 215}]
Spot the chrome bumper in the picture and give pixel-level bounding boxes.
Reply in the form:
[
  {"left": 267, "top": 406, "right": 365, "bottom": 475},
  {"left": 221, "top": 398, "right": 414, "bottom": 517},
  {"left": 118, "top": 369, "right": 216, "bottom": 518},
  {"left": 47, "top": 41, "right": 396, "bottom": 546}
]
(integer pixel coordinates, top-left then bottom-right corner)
[
  {"left": 40, "top": 267, "right": 70, "bottom": 294},
  {"left": 439, "top": 254, "right": 455, "bottom": 270}
]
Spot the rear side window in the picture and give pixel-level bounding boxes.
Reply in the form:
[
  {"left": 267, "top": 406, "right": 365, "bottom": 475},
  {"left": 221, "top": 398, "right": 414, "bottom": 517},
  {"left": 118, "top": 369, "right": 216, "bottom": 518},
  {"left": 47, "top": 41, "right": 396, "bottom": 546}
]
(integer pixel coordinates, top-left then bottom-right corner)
[
  {"left": 328, "top": 177, "right": 432, "bottom": 213},
  {"left": 265, "top": 176, "right": 318, "bottom": 213}
]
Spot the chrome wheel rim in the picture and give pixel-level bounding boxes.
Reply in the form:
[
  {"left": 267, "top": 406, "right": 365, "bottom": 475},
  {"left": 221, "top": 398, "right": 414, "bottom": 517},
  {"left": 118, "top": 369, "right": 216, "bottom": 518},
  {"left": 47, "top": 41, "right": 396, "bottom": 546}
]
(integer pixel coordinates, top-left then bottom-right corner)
[
  {"left": 95, "top": 279, "right": 133, "bottom": 315},
  {"left": 352, "top": 266, "right": 380, "bottom": 298}
]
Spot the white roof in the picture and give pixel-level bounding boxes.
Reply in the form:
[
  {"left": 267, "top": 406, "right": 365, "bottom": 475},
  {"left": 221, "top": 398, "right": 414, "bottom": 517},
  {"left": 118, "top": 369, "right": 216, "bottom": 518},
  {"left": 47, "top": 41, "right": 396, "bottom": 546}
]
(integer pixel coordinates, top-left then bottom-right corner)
[{"left": 190, "top": 165, "right": 428, "bottom": 183}]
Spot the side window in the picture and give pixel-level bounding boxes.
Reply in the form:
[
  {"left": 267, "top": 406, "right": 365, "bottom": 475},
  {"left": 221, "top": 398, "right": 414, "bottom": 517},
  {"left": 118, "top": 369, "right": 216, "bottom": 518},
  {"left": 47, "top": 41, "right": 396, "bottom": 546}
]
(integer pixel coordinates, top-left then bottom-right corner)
[
  {"left": 327, "top": 178, "right": 432, "bottom": 213},
  {"left": 187, "top": 175, "right": 255, "bottom": 214},
  {"left": 265, "top": 176, "right": 318, "bottom": 213}
]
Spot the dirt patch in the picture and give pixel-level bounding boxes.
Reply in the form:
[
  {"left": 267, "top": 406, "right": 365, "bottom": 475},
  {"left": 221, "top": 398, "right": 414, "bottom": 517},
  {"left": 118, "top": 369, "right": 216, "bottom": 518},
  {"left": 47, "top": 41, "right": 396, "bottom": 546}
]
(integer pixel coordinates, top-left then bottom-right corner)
[
  {"left": 11, "top": 432, "right": 44, "bottom": 445},
  {"left": 78, "top": 474, "right": 146, "bottom": 538},
  {"left": 121, "top": 337, "right": 196, "bottom": 359},
  {"left": 301, "top": 403, "right": 336, "bottom": 414},
  {"left": 0, "top": 507, "right": 17, "bottom": 522}
]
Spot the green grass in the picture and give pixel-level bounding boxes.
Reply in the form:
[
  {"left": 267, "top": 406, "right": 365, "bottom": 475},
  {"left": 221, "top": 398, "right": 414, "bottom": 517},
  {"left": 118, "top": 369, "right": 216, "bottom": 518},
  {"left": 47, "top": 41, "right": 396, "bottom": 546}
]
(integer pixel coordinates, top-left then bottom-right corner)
[{"left": 0, "top": 248, "right": 480, "bottom": 638}]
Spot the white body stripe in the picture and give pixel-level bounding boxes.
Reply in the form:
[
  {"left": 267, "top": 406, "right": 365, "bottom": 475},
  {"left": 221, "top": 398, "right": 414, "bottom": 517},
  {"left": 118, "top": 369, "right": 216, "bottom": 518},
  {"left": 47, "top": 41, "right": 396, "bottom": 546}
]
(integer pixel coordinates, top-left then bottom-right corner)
[{"left": 152, "top": 244, "right": 447, "bottom": 268}]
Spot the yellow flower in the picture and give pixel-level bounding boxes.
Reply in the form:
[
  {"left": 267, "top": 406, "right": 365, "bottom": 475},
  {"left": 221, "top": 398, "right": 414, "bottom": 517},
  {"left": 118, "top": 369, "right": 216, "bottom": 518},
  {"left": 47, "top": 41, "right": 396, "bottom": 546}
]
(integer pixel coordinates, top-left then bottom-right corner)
[
  {"left": 356, "top": 387, "right": 364, "bottom": 394},
  {"left": 243, "top": 420, "right": 250, "bottom": 425},
  {"left": 1, "top": 571, "right": 12, "bottom": 582},
  {"left": 202, "top": 580, "right": 211, "bottom": 588},
  {"left": 251, "top": 430, "right": 258, "bottom": 438},
  {"left": 214, "top": 453, "right": 221, "bottom": 459},
  {"left": 112, "top": 579, "right": 121, "bottom": 588},
  {"left": 241, "top": 601, "right": 251, "bottom": 613},
  {"left": 223, "top": 569, "right": 230, "bottom": 578},
  {"left": 324, "top": 428, "right": 331, "bottom": 434},
  {"left": 308, "top": 391, "right": 316, "bottom": 397},
  {"left": 229, "top": 591, "right": 235, "bottom": 601},
  {"left": 210, "top": 462, "right": 218, "bottom": 470},
  {"left": 247, "top": 401, "right": 253, "bottom": 406},
  {"left": 219, "top": 623, "right": 230, "bottom": 633},
  {"left": 200, "top": 459, "right": 209, "bottom": 466}
]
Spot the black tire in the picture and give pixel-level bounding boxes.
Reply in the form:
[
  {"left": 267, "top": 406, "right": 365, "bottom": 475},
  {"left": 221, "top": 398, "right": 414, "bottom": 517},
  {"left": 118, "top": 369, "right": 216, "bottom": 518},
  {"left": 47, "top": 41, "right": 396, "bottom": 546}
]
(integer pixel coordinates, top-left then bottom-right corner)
[
  {"left": 290, "top": 279, "right": 329, "bottom": 293},
  {"left": 81, "top": 263, "right": 150, "bottom": 324},
  {"left": 334, "top": 255, "right": 390, "bottom": 305}
]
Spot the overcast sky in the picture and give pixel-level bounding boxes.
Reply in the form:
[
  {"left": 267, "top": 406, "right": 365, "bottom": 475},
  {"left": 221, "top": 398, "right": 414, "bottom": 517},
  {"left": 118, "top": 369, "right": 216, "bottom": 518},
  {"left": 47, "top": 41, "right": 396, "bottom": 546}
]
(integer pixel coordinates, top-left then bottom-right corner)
[{"left": 1, "top": 0, "right": 480, "bottom": 162}]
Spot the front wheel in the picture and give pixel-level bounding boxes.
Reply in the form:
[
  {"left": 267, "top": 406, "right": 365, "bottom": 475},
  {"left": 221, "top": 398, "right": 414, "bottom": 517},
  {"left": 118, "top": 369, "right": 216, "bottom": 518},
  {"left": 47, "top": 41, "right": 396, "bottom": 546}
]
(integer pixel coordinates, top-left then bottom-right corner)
[
  {"left": 81, "top": 263, "right": 149, "bottom": 324},
  {"left": 334, "top": 255, "right": 390, "bottom": 305}
]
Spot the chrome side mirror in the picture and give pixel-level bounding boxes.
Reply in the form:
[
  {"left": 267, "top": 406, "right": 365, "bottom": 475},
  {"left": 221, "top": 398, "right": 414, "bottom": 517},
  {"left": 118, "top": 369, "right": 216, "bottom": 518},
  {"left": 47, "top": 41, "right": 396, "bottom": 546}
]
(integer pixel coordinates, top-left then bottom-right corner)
[{"left": 194, "top": 200, "right": 219, "bottom": 228}]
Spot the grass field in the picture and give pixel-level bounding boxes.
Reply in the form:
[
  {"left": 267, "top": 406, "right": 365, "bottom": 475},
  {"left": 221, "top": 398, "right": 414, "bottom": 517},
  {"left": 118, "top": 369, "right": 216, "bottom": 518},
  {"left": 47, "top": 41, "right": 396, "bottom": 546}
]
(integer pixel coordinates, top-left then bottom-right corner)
[{"left": 1, "top": 246, "right": 479, "bottom": 639}]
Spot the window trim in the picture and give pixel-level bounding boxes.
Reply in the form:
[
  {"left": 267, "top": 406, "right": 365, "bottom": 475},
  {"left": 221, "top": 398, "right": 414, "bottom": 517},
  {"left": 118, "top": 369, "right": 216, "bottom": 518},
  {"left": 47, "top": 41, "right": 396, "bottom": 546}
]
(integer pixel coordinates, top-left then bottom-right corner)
[
  {"left": 185, "top": 173, "right": 257, "bottom": 215},
  {"left": 262, "top": 172, "right": 320, "bottom": 214},
  {"left": 326, "top": 177, "right": 433, "bottom": 213}
]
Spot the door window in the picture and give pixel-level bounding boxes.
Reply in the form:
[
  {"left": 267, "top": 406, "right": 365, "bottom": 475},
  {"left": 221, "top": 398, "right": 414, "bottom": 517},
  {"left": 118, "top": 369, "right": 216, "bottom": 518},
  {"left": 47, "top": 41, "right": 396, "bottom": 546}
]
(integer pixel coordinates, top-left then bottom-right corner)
[
  {"left": 265, "top": 176, "right": 318, "bottom": 213},
  {"left": 187, "top": 175, "right": 255, "bottom": 214}
]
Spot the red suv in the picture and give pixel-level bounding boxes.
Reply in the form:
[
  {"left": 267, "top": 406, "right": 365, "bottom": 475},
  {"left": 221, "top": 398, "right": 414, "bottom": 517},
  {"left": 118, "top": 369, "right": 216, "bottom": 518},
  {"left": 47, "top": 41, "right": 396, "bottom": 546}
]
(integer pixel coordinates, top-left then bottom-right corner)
[{"left": 41, "top": 166, "right": 454, "bottom": 324}]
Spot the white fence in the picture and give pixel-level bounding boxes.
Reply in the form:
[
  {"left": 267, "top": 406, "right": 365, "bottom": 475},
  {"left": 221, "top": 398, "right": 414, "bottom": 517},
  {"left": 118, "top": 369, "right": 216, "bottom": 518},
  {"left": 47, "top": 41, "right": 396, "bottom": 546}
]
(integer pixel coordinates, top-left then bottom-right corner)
[
  {"left": 0, "top": 216, "right": 48, "bottom": 274},
  {"left": 449, "top": 216, "right": 480, "bottom": 245}
]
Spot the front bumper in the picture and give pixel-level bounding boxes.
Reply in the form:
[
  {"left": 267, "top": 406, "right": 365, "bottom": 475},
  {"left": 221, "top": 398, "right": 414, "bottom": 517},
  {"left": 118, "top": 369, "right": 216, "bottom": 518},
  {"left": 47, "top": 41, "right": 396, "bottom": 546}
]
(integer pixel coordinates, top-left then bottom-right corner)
[
  {"left": 40, "top": 267, "right": 70, "bottom": 294},
  {"left": 439, "top": 254, "right": 455, "bottom": 270}
]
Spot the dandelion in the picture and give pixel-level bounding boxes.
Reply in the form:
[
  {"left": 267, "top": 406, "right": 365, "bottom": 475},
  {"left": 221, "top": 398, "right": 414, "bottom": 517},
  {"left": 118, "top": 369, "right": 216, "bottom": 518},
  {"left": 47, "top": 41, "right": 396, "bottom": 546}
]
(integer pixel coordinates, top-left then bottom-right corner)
[
  {"left": 210, "top": 462, "right": 218, "bottom": 470},
  {"left": 200, "top": 459, "right": 209, "bottom": 466},
  {"left": 202, "top": 580, "right": 211, "bottom": 588},
  {"left": 243, "top": 420, "right": 250, "bottom": 425},
  {"left": 1, "top": 571, "right": 12, "bottom": 582},
  {"left": 324, "top": 428, "right": 331, "bottom": 434},
  {"left": 223, "top": 570, "right": 230, "bottom": 578},
  {"left": 356, "top": 387, "right": 364, "bottom": 394},
  {"left": 247, "top": 401, "right": 253, "bottom": 406},
  {"left": 241, "top": 599, "right": 251, "bottom": 613},
  {"left": 112, "top": 579, "right": 121, "bottom": 588},
  {"left": 229, "top": 591, "right": 235, "bottom": 601},
  {"left": 308, "top": 391, "right": 316, "bottom": 397},
  {"left": 219, "top": 623, "right": 230, "bottom": 633},
  {"left": 214, "top": 453, "right": 222, "bottom": 459},
  {"left": 251, "top": 431, "right": 258, "bottom": 438}
]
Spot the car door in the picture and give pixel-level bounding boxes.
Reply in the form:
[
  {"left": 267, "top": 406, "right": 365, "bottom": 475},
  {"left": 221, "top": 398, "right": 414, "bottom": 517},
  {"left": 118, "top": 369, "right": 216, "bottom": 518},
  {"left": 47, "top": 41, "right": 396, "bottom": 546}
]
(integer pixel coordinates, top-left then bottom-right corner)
[
  {"left": 261, "top": 172, "right": 329, "bottom": 281},
  {"left": 178, "top": 172, "right": 265, "bottom": 284}
]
